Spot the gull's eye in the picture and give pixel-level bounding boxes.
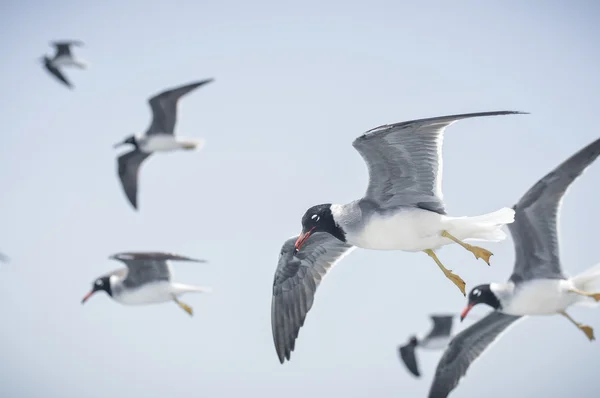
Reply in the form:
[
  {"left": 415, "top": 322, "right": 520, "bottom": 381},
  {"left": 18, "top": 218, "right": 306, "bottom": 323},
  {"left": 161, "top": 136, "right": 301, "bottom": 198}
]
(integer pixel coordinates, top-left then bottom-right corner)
[
  {"left": 472, "top": 289, "right": 481, "bottom": 297},
  {"left": 311, "top": 214, "right": 320, "bottom": 222},
  {"left": 96, "top": 280, "right": 103, "bottom": 286}
]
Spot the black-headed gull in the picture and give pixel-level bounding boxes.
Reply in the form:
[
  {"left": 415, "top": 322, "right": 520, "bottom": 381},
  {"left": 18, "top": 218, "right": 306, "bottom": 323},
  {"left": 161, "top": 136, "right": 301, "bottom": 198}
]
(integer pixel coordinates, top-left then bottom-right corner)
[{"left": 40, "top": 41, "right": 86, "bottom": 89}]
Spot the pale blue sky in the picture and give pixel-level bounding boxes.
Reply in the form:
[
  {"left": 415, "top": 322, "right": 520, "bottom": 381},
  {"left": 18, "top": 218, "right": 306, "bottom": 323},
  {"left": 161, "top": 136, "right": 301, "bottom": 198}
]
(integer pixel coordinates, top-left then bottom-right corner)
[{"left": 1, "top": 1, "right": 600, "bottom": 397}]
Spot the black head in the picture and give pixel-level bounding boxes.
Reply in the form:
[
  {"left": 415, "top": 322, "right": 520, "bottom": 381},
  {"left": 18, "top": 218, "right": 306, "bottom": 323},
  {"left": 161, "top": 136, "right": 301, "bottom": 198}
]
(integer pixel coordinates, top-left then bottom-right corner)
[
  {"left": 460, "top": 284, "right": 500, "bottom": 321},
  {"left": 295, "top": 204, "right": 345, "bottom": 250},
  {"left": 408, "top": 335, "right": 419, "bottom": 347},
  {"left": 113, "top": 135, "right": 138, "bottom": 149},
  {"left": 81, "top": 276, "right": 112, "bottom": 304}
]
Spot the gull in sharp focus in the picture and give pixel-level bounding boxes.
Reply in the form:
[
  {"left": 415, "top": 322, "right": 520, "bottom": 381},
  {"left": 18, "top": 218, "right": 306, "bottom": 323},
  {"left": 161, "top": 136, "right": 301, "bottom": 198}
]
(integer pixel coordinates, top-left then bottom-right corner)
[
  {"left": 114, "top": 79, "right": 214, "bottom": 210},
  {"left": 81, "top": 252, "right": 211, "bottom": 316},
  {"left": 427, "top": 137, "right": 600, "bottom": 398},
  {"left": 40, "top": 41, "right": 87, "bottom": 89},
  {"left": 398, "top": 314, "right": 455, "bottom": 378},
  {"left": 294, "top": 111, "right": 526, "bottom": 296}
]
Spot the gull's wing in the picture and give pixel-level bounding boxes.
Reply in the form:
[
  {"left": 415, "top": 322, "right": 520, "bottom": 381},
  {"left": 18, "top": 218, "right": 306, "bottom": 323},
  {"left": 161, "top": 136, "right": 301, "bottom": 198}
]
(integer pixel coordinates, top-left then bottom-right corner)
[
  {"left": 509, "top": 137, "right": 600, "bottom": 283},
  {"left": 43, "top": 62, "right": 73, "bottom": 89},
  {"left": 109, "top": 252, "right": 206, "bottom": 288},
  {"left": 146, "top": 79, "right": 214, "bottom": 136},
  {"left": 428, "top": 311, "right": 522, "bottom": 398},
  {"left": 352, "top": 111, "right": 526, "bottom": 213},
  {"left": 398, "top": 342, "right": 421, "bottom": 377},
  {"left": 51, "top": 41, "right": 83, "bottom": 58},
  {"left": 116, "top": 149, "right": 151, "bottom": 210},
  {"left": 271, "top": 232, "right": 354, "bottom": 363},
  {"left": 426, "top": 314, "right": 455, "bottom": 339}
]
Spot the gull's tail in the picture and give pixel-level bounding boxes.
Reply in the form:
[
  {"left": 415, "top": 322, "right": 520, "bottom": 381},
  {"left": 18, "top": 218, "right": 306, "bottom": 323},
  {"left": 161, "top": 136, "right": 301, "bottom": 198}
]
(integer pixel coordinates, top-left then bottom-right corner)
[
  {"left": 172, "top": 283, "right": 212, "bottom": 295},
  {"left": 446, "top": 207, "right": 515, "bottom": 242},
  {"left": 571, "top": 263, "right": 600, "bottom": 307}
]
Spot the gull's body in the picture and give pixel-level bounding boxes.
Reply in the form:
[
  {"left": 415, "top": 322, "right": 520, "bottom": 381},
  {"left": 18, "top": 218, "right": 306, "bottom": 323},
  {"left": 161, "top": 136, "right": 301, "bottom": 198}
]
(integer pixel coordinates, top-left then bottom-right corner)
[
  {"left": 428, "top": 137, "right": 600, "bottom": 398},
  {"left": 293, "top": 111, "right": 525, "bottom": 297},
  {"left": 40, "top": 41, "right": 87, "bottom": 89},
  {"left": 82, "top": 252, "right": 211, "bottom": 316},
  {"left": 114, "top": 79, "right": 213, "bottom": 210}
]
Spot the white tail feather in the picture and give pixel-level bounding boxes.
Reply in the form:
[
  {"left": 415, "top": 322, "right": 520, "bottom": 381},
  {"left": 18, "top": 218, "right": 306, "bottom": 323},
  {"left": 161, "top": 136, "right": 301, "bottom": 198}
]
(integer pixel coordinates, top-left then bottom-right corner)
[
  {"left": 172, "top": 283, "right": 212, "bottom": 295},
  {"left": 447, "top": 207, "right": 515, "bottom": 242},
  {"left": 571, "top": 264, "right": 600, "bottom": 307}
]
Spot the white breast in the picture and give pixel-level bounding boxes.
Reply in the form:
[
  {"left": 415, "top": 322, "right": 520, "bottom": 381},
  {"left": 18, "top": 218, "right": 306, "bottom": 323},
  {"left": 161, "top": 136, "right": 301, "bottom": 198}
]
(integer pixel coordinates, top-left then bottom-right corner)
[
  {"left": 347, "top": 208, "right": 449, "bottom": 251},
  {"left": 113, "top": 282, "right": 175, "bottom": 306},
  {"left": 419, "top": 336, "right": 450, "bottom": 350},
  {"left": 502, "top": 279, "right": 578, "bottom": 315}
]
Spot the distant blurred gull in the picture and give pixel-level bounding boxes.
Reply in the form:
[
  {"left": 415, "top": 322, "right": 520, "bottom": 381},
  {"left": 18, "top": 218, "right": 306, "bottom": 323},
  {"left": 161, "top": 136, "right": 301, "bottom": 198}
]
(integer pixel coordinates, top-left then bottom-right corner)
[
  {"left": 428, "top": 137, "right": 600, "bottom": 398},
  {"left": 294, "top": 111, "right": 525, "bottom": 296},
  {"left": 114, "top": 79, "right": 214, "bottom": 210},
  {"left": 82, "top": 252, "right": 211, "bottom": 316},
  {"left": 40, "top": 41, "right": 87, "bottom": 89}
]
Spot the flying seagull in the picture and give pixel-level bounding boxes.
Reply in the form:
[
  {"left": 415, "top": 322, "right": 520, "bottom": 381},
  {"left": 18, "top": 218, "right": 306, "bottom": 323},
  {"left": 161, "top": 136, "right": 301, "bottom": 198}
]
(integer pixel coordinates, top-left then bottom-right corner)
[
  {"left": 294, "top": 111, "right": 525, "bottom": 296},
  {"left": 398, "top": 314, "right": 455, "bottom": 378},
  {"left": 113, "top": 79, "right": 214, "bottom": 210},
  {"left": 40, "top": 41, "right": 87, "bottom": 89},
  {"left": 81, "top": 251, "right": 211, "bottom": 316},
  {"left": 427, "top": 137, "right": 600, "bottom": 398}
]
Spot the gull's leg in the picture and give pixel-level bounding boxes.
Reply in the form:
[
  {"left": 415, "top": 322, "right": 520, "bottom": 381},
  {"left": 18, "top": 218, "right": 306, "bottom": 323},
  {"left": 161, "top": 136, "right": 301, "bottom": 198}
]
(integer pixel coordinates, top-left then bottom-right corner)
[
  {"left": 568, "top": 288, "right": 600, "bottom": 302},
  {"left": 172, "top": 295, "right": 194, "bottom": 316},
  {"left": 441, "top": 231, "right": 493, "bottom": 265},
  {"left": 424, "top": 249, "right": 466, "bottom": 296},
  {"left": 560, "top": 311, "right": 595, "bottom": 341}
]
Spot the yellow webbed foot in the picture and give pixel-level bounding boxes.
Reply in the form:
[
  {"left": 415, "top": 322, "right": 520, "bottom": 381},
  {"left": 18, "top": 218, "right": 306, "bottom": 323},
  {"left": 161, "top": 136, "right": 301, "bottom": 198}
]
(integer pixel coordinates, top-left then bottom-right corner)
[
  {"left": 465, "top": 245, "right": 493, "bottom": 265},
  {"left": 444, "top": 269, "right": 467, "bottom": 296},
  {"left": 580, "top": 325, "right": 595, "bottom": 342}
]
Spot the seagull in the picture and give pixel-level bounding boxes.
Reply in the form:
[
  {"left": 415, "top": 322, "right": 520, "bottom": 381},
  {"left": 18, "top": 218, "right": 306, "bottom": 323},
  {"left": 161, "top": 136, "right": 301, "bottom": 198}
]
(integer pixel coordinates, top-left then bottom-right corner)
[
  {"left": 427, "top": 137, "right": 600, "bottom": 398},
  {"left": 294, "top": 111, "right": 525, "bottom": 296},
  {"left": 271, "top": 232, "right": 354, "bottom": 363},
  {"left": 81, "top": 252, "right": 211, "bottom": 316},
  {"left": 399, "top": 314, "right": 455, "bottom": 378},
  {"left": 113, "top": 79, "right": 214, "bottom": 210},
  {"left": 40, "top": 41, "right": 87, "bottom": 89}
]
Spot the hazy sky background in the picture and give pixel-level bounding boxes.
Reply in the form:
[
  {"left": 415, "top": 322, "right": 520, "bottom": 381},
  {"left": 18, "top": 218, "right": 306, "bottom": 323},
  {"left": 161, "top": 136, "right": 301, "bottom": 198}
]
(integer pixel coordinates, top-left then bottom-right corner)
[{"left": 1, "top": 1, "right": 600, "bottom": 397}]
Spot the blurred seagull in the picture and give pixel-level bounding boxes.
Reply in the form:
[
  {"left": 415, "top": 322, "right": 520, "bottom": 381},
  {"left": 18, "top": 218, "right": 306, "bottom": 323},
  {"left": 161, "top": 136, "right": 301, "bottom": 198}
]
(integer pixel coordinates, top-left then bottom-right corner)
[
  {"left": 294, "top": 111, "right": 525, "bottom": 296},
  {"left": 427, "top": 137, "right": 600, "bottom": 398},
  {"left": 114, "top": 79, "right": 214, "bottom": 210},
  {"left": 81, "top": 252, "right": 211, "bottom": 316},
  {"left": 398, "top": 314, "right": 455, "bottom": 378},
  {"left": 40, "top": 40, "right": 87, "bottom": 89}
]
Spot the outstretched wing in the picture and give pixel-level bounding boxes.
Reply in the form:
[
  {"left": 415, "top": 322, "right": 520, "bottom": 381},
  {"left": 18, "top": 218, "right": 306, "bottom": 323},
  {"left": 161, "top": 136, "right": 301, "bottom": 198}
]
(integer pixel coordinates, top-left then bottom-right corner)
[
  {"left": 116, "top": 149, "right": 151, "bottom": 210},
  {"left": 51, "top": 41, "right": 83, "bottom": 58},
  {"left": 398, "top": 343, "right": 420, "bottom": 377},
  {"left": 352, "top": 111, "right": 525, "bottom": 214},
  {"left": 271, "top": 232, "right": 354, "bottom": 363},
  {"left": 146, "top": 79, "right": 214, "bottom": 135},
  {"left": 427, "top": 314, "right": 455, "bottom": 339},
  {"left": 43, "top": 62, "right": 73, "bottom": 89},
  {"left": 509, "top": 137, "right": 600, "bottom": 283},
  {"left": 427, "top": 311, "right": 522, "bottom": 398}
]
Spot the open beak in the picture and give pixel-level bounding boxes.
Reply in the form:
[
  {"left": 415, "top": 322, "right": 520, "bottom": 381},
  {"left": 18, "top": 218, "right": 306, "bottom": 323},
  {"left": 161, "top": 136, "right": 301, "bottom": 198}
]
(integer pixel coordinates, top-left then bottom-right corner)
[
  {"left": 81, "top": 291, "right": 95, "bottom": 304},
  {"left": 294, "top": 227, "right": 315, "bottom": 251},
  {"left": 460, "top": 303, "right": 475, "bottom": 322}
]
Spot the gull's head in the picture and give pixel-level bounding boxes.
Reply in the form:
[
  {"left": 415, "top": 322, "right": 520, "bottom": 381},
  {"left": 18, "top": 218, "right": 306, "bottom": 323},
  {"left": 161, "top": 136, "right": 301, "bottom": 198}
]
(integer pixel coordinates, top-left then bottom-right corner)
[
  {"left": 460, "top": 284, "right": 499, "bottom": 321},
  {"left": 295, "top": 204, "right": 344, "bottom": 250},
  {"left": 81, "top": 276, "right": 112, "bottom": 304},
  {"left": 113, "top": 135, "right": 138, "bottom": 149}
]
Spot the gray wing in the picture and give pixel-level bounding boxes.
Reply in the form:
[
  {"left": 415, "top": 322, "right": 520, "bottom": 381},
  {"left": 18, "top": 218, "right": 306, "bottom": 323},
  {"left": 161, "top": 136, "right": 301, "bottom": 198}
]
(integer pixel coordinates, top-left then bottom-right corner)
[
  {"left": 146, "top": 79, "right": 214, "bottom": 136},
  {"left": 353, "top": 111, "right": 526, "bottom": 213},
  {"left": 509, "top": 137, "right": 600, "bottom": 283},
  {"left": 43, "top": 62, "right": 73, "bottom": 89},
  {"left": 110, "top": 252, "right": 205, "bottom": 288},
  {"left": 51, "top": 41, "right": 83, "bottom": 58},
  {"left": 271, "top": 232, "right": 355, "bottom": 363},
  {"left": 398, "top": 343, "right": 421, "bottom": 377},
  {"left": 116, "top": 149, "right": 151, "bottom": 210},
  {"left": 428, "top": 311, "right": 522, "bottom": 398},
  {"left": 426, "top": 315, "right": 455, "bottom": 339}
]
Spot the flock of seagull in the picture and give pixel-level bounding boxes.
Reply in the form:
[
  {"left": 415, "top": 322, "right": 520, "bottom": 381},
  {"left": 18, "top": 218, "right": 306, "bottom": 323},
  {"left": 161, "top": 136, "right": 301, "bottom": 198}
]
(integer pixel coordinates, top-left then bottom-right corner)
[{"left": 13, "top": 39, "right": 599, "bottom": 397}]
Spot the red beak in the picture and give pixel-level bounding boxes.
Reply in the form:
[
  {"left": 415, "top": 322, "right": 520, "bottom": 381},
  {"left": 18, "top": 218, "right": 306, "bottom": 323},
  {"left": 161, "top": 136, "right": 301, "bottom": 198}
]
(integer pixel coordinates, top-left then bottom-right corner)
[
  {"left": 81, "top": 291, "right": 95, "bottom": 304},
  {"left": 460, "top": 303, "right": 475, "bottom": 322},
  {"left": 295, "top": 228, "right": 315, "bottom": 251}
]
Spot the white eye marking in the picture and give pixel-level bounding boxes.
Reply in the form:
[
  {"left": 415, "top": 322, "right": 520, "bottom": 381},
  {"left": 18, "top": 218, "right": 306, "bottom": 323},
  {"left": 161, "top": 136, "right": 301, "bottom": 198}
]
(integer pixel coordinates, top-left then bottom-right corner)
[
  {"left": 311, "top": 214, "right": 320, "bottom": 221},
  {"left": 473, "top": 289, "right": 481, "bottom": 297},
  {"left": 96, "top": 280, "right": 103, "bottom": 286}
]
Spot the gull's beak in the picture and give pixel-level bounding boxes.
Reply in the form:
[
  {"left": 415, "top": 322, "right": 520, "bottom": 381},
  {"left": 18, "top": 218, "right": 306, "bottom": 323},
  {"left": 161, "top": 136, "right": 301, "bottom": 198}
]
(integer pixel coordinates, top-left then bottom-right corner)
[
  {"left": 460, "top": 303, "right": 475, "bottom": 322},
  {"left": 294, "top": 227, "right": 315, "bottom": 251},
  {"left": 113, "top": 141, "right": 125, "bottom": 149},
  {"left": 81, "top": 291, "right": 95, "bottom": 304}
]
